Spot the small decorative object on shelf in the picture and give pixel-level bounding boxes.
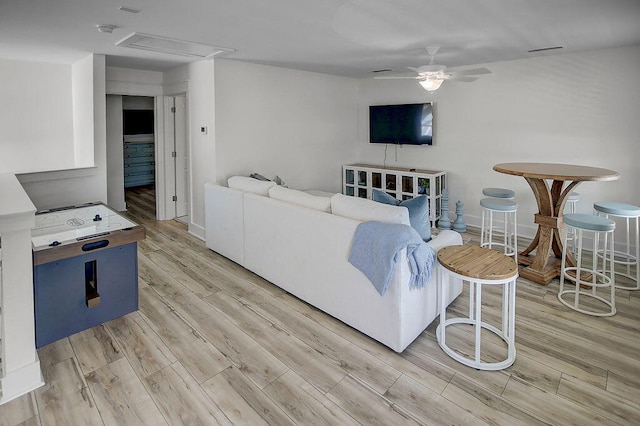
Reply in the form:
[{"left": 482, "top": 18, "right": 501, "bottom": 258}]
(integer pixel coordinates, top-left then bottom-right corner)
[
  {"left": 453, "top": 200, "right": 467, "bottom": 232},
  {"left": 418, "top": 177, "right": 430, "bottom": 195},
  {"left": 438, "top": 189, "right": 451, "bottom": 229}
]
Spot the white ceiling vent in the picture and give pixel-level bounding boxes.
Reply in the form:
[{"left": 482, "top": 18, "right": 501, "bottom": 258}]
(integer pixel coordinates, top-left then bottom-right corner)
[{"left": 116, "top": 33, "right": 234, "bottom": 59}]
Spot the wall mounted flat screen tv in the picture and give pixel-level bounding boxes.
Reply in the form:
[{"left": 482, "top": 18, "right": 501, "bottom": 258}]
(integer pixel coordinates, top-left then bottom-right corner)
[{"left": 369, "top": 102, "right": 433, "bottom": 145}]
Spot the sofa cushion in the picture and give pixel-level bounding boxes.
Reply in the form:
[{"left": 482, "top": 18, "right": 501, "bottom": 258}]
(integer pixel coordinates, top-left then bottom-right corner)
[
  {"left": 228, "top": 176, "right": 276, "bottom": 195},
  {"left": 304, "top": 189, "right": 335, "bottom": 198},
  {"left": 330, "top": 193, "right": 410, "bottom": 225},
  {"left": 269, "top": 186, "right": 331, "bottom": 212},
  {"left": 372, "top": 189, "right": 431, "bottom": 241}
]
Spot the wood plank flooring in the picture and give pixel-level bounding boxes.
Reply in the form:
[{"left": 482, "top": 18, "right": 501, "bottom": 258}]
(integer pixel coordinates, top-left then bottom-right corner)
[{"left": 2, "top": 185, "right": 639, "bottom": 425}]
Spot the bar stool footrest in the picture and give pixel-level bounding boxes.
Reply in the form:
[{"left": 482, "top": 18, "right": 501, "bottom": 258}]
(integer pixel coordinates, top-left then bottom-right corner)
[{"left": 558, "top": 290, "right": 616, "bottom": 317}]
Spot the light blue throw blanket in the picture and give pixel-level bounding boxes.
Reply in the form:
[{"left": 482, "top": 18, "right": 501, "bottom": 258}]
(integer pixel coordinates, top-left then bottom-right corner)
[{"left": 348, "top": 221, "right": 436, "bottom": 296}]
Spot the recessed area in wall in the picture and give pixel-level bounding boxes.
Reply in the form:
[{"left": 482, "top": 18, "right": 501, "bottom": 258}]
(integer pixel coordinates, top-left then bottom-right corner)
[{"left": 0, "top": 56, "right": 95, "bottom": 175}]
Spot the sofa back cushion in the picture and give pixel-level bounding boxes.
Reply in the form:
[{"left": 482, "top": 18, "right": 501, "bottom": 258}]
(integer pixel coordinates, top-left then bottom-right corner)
[
  {"left": 330, "top": 193, "right": 410, "bottom": 225},
  {"left": 268, "top": 186, "right": 332, "bottom": 212},
  {"left": 228, "top": 176, "right": 276, "bottom": 195}
]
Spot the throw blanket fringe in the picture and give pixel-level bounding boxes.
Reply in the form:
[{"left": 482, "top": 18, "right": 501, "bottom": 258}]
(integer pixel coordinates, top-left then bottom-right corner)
[{"left": 348, "top": 221, "right": 436, "bottom": 296}]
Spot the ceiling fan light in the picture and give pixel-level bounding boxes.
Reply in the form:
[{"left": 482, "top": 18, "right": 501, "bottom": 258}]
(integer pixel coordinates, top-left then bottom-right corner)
[{"left": 419, "top": 78, "right": 444, "bottom": 92}]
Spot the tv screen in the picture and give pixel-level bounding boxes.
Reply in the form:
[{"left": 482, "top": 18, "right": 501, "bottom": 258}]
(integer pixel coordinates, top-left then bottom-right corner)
[
  {"left": 123, "top": 109, "right": 154, "bottom": 135},
  {"left": 369, "top": 103, "right": 433, "bottom": 145}
]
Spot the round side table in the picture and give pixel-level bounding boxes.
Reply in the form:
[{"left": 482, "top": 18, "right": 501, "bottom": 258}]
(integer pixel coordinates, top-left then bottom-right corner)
[{"left": 437, "top": 245, "right": 519, "bottom": 370}]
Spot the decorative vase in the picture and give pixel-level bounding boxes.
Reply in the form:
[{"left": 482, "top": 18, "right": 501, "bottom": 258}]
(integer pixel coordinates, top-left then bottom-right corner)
[
  {"left": 453, "top": 200, "right": 467, "bottom": 232},
  {"left": 438, "top": 189, "right": 451, "bottom": 230}
]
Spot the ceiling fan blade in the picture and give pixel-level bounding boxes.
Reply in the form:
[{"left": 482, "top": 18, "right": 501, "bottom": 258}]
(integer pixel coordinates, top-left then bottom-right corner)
[
  {"left": 447, "top": 75, "right": 478, "bottom": 82},
  {"left": 374, "top": 75, "right": 420, "bottom": 80},
  {"left": 451, "top": 67, "right": 492, "bottom": 76}
]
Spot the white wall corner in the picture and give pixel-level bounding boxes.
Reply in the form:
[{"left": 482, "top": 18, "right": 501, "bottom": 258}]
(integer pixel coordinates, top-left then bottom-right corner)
[{"left": 71, "top": 54, "right": 95, "bottom": 168}]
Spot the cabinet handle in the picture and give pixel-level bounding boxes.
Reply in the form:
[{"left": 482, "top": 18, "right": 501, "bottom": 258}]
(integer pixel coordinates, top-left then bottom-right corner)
[
  {"left": 82, "top": 240, "right": 110, "bottom": 251},
  {"left": 85, "top": 260, "right": 101, "bottom": 308}
]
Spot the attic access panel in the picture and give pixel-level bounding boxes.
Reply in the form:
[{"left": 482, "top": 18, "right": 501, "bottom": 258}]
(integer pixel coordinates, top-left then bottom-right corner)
[{"left": 116, "top": 33, "right": 234, "bottom": 59}]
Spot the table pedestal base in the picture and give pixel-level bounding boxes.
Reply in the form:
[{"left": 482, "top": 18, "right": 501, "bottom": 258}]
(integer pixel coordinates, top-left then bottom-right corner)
[{"left": 518, "top": 254, "right": 562, "bottom": 285}]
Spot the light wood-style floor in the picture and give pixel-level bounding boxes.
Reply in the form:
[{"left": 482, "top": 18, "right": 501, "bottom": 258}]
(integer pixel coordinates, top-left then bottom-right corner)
[{"left": 2, "top": 185, "right": 640, "bottom": 425}]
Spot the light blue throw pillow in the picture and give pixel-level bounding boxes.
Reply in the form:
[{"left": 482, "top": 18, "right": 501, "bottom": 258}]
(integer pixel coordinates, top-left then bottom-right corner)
[
  {"left": 371, "top": 189, "right": 398, "bottom": 205},
  {"left": 372, "top": 189, "right": 431, "bottom": 241}
]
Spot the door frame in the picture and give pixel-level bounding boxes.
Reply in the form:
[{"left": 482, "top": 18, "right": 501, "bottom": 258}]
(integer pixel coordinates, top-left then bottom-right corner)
[
  {"left": 160, "top": 80, "right": 191, "bottom": 221},
  {"left": 159, "top": 93, "right": 190, "bottom": 221}
]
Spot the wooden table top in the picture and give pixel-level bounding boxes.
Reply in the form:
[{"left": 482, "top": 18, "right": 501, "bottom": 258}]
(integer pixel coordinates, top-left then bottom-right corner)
[
  {"left": 493, "top": 163, "right": 619, "bottom": 181},
  {"left": 437, "top": 246, "right": 518, "bottom": 280}
]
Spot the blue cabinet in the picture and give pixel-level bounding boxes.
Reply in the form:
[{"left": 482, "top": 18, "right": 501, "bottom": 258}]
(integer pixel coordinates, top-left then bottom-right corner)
[
  {"left": 124, "top": 137, "right": 155, "bottom": 187},
  {"left": 34, "top": 243, "right": 139, "bottom": 347}
]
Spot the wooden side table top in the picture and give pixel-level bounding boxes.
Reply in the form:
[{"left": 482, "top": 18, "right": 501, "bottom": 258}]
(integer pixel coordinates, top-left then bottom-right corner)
[{"left": 437, "top": 246, "right": 518, "bottom": 280}]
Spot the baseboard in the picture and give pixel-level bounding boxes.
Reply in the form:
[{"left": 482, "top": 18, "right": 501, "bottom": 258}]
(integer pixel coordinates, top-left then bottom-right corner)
[
  {"left": 0, "top": 356, "right": 44, "bottom": 405},
  {"left": 188, "top": 222, "right": 205, "bottom": 241}
]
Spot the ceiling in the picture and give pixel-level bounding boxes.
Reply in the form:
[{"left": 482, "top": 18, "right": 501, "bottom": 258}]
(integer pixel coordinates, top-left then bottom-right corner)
[{"left": 1, "top": 0, "right": 639, "bottom": 78}]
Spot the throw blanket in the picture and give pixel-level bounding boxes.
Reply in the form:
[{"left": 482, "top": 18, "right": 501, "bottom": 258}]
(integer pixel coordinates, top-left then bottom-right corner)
[{"left": 348, "top": 221, "right": 436, "bottom": 296}]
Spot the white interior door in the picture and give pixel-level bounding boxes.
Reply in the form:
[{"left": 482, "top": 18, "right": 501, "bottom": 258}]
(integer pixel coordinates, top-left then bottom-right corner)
[{"left": 173, "top": 95, "right": 189, "bottom": 219}]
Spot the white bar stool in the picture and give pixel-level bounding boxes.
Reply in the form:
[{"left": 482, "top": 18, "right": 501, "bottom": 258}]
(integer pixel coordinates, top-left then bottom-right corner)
[
  {"left": 437, "top": 245, "right": 518, "bottom": 370},
  {"left": 559, "top": 213, "right": 616, "bottom": 316},
  {"left": 480, "top": 198, "right": 518, "bottom": 262},
  {"left": 593, "top": 201, "right": 640, "bottom": 290},
  {"left": 482, "top": 187, "right": 515, "bottom": 200},
  {"left": 565, "top": 192, "right": 581, "bottom": 255},
  {"left": 566, "top": 192, "right": 581, "bottom": 213}
]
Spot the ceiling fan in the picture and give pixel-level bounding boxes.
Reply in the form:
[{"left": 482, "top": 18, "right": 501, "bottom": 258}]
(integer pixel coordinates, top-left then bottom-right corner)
[{"left": 375, "top": 46, "right": 491, "bottom": 92}]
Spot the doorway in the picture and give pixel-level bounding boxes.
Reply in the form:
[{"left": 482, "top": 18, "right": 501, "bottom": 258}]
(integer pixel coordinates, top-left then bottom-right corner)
[
  {"left": 122, "top": 96, "right": 156, "bottom": 216},
  {"left": 106, "top": 93, "right": 190, "bottom": 223},
  {"left": 106, "top": 95, "right": 156, "bottom": 214}
]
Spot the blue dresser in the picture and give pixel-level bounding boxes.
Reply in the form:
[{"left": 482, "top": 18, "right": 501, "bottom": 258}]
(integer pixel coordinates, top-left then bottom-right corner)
[{"left": 124, "top": 135, "right": 155, "bottom": 187}]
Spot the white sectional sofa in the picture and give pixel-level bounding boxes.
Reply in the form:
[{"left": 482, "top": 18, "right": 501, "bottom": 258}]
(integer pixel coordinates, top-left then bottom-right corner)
[{"left": 204, "top": 177, "right": 463, "bottom": 352}]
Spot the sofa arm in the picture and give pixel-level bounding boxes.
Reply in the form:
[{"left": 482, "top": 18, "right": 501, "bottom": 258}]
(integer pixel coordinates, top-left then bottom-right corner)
[
  {"left": 204, "top": 183, "right": 245, "bottom": 265},
  {"left": 427, "top": 229, "right": 463, "bottom": 251}
]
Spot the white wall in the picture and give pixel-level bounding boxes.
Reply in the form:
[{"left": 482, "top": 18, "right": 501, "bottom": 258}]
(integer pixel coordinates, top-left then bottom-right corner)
[
  {"left": 214, "top": 59, "right": 359, "bottom": 193},
  {"left": 357, "top": 45, "right": 640, "bottom": 239},
  {"left": 18, "top": 55, "right": 108, "bottom": 210},
  {"left": 105, "top": 67, "right": 163, "bottom": 96},
  {"left": 0, "top": 59, "right": 75, "bottom": 173},
  {"left": 181, "top": 61, "right": 215, "bottom": 237}
]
